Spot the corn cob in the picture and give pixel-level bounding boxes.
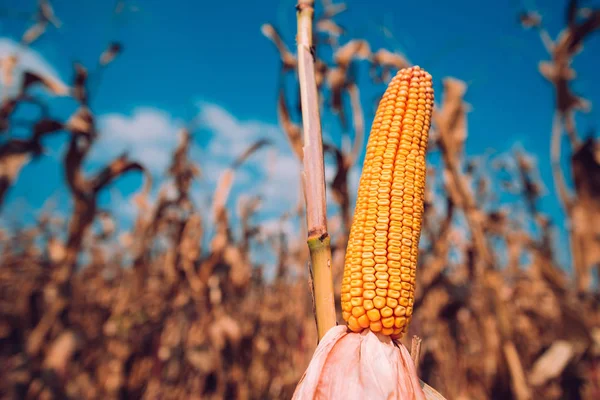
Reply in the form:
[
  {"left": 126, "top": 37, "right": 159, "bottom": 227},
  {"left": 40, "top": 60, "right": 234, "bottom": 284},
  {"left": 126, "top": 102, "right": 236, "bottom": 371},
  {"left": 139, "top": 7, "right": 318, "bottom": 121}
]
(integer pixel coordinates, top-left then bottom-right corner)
[{"left": 341, "top": 66, "right": 433, "bottom": 339}]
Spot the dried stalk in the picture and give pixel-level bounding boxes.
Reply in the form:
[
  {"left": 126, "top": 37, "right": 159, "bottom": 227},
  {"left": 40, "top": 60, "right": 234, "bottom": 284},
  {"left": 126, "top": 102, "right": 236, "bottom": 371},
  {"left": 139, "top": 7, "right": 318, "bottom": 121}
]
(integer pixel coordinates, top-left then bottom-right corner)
[
  {"left": 420, "top": 381, "right": 448, "bottom": 400},
  {"left": 410, "top": 335, "right": 448, "bottom": 400},
  {"left": 296, "top": 0, "right": 336, "bottom": 341},
  {"left": 411, "top": 336, "right": 423, "bottom": 372}
]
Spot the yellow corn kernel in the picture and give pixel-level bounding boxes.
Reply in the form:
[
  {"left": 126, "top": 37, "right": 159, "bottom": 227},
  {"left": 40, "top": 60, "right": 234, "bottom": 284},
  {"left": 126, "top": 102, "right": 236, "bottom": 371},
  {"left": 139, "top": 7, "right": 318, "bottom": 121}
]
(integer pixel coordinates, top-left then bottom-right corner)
[{"left": 341, "top": 66, "right": 433, "bottom": 339}]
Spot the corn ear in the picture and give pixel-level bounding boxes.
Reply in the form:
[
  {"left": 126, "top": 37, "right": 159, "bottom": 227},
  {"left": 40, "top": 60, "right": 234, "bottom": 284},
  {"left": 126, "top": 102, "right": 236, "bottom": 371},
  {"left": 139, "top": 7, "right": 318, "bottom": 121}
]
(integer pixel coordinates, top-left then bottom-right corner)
[{"left": 341, "top": 66, "right": 434, "bottom": 338}]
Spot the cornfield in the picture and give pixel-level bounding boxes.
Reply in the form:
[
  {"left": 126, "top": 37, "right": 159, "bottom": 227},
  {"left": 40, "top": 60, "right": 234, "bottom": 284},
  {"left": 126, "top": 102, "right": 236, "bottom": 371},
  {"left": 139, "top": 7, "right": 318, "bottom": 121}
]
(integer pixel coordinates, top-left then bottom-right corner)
[{"left": 0, "top": 0, "right": 599, "bottom": 399}]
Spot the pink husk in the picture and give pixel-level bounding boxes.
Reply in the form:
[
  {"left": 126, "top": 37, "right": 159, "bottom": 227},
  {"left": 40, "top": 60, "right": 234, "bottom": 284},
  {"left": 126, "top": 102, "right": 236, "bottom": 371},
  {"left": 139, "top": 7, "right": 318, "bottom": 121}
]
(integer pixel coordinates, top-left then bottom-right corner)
[{"left": 293, "top": 325, "right": 426, "bottom": 400}]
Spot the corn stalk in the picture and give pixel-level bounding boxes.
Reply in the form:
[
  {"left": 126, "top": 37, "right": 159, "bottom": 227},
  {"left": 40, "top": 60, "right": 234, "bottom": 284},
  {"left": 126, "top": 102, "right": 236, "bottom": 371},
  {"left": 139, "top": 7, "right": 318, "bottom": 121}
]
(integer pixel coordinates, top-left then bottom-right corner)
[{"left": 296, "top": 0, "right": 337, "bottom": 341}]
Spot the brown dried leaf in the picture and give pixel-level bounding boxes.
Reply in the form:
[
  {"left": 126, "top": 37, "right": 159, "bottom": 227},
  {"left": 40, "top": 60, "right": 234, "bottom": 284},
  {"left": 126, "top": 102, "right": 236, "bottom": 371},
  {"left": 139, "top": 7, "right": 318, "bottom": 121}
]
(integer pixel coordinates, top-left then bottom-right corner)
[
  {"left": 0, "top": 54, "right": 18, "bottom": 87},
  {"left": 370, "top": 49, "right": 411, "bottom": 83},
  {"left": 73, "top": 63, "right": 88, "bottom": 105},
  {"left": 66, "top": 106, "right": 94, "bottom": 136},
  {"left": 277, "top": 87, "right": 303, "bottom": 161},
  {"left": 224, "top": 245, "right": 251, "bottom": 289},
  {"left": 232, "top": 138, "right": 272, "bottom": 169},
  {"left": 47, "top": 237, "right": 65, "bottom": 263},
  {"left": 21, "top": 71, "right": 69, "bottom": 96},
  {"left": 333, "top": 39, "right": 371, "bottom": 68},
  {"left": 91, "top": 153, "right": 147, "bottom": 193},
  {"left": 43, "top": 330, "right": 79, "bottom": 378},
  {"left": 320, "top": 0, "right": 347, "bottom": 19},
  {"left": 212, "top": 168, "right": 234, "bottom": 221},
  {"left": 40, "top": 0, "right": 62, "bottom": 28},
  {"left": 316, "top": 19, "right": 344, "bottom": 37},
  {"left": 100, "top": 42, "right": 123, "bottom": 66},
  {"left": 433, "top": 78, "right": 469, "bottom": 159},
  {"left": 529, "top": 341, "right": 574, "bottom": 386},
  {"left": 21, "top": 22, "right": 47, "bottom": 46},
  {"left": 518, "top": 11, "right": 542, "bottom": 29},
  {"left": 261, "top": 23, "right": 296, "bottom": 71}
]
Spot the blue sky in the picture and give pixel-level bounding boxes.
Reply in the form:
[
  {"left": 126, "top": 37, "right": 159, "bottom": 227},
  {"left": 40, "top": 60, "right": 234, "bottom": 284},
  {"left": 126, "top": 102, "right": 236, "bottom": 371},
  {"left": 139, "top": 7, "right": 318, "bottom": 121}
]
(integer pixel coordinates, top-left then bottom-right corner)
[{"left": 1, "top": 0, "right": 599, "bottom": 273}]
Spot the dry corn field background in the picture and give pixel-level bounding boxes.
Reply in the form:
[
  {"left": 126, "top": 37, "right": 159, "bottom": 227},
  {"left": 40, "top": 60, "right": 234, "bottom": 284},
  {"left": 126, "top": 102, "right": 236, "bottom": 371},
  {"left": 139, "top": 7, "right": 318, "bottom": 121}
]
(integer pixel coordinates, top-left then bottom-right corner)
[{"left": 1, "top": 0, "right": 600, "bottom": 399}]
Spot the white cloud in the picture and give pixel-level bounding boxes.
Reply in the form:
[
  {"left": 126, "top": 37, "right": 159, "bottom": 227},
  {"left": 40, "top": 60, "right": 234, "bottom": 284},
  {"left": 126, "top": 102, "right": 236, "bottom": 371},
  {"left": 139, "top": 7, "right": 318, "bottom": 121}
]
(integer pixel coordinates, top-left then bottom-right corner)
[
  {"left": 0, "top": 37, "right": 67, "bottom": 97},
  {"left": 197, "top": 101, "right": 288, "bottom": 162},
  {"left": 89, "top": 107, "right": 184, "bottom": 175},
  {"left": 196, "top": 102, "right": 301, "bottom": 212},
  {"left": 324, "top": 162, "right": 337, "bottom": 184},
  {"left": 257, "top": 216, "right": 296, "bottom": 242},
  {"left": 194, "top": 102, "right": 366, "bottom": 226},
  {"left": 261, "top": 150, "right": 302, "bottom": 211},
  {"left": 89, "top": 102, "right": 350, "bottom": 225},
  {"left": 81, "top": 102, "right": 357, "bottom": 259},
  {"left": 107, "top": 186, "right": 139, "bottom": 224},
  {"left": 198, "top": 102, "right": 367, "bottom": 217}
]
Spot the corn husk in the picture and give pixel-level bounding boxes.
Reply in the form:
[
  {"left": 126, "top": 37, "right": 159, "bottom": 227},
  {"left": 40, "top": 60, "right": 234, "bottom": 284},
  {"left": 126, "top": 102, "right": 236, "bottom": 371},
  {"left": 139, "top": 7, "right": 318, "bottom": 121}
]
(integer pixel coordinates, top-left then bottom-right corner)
[{"left": 292, "top": 325, "right": 425, "bottom": 400}]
